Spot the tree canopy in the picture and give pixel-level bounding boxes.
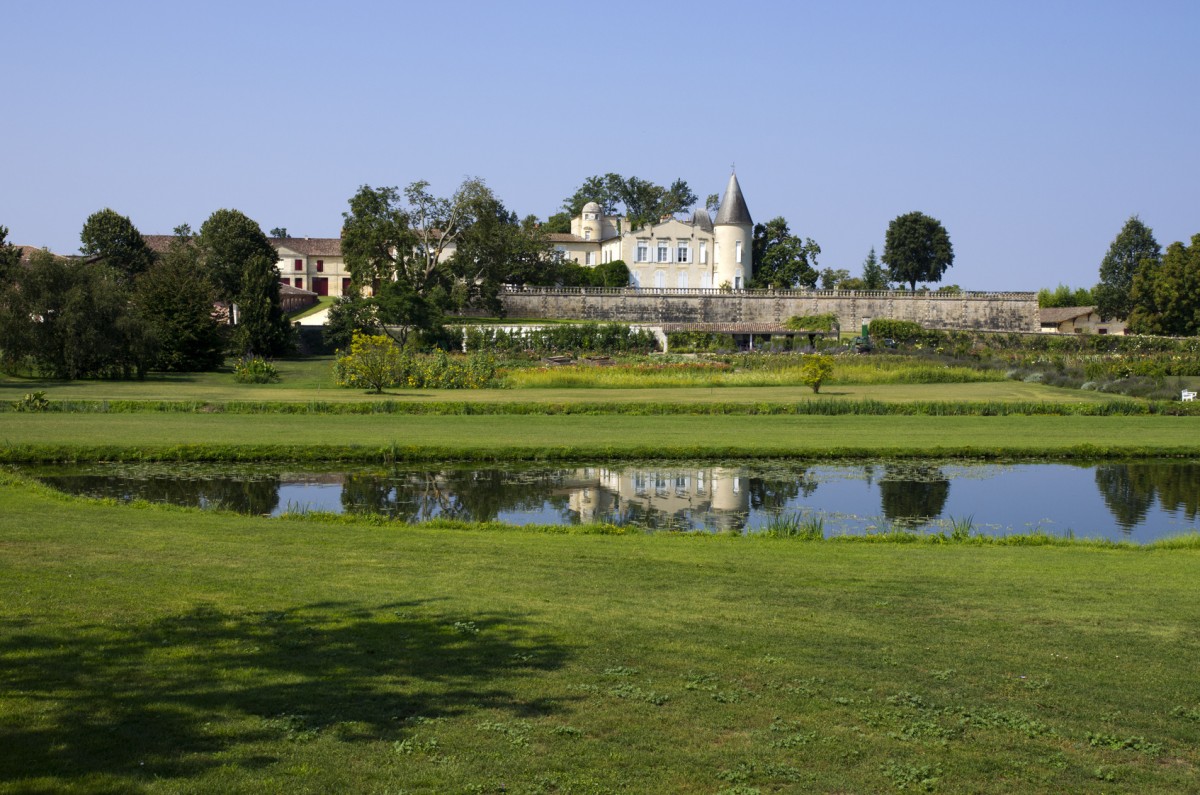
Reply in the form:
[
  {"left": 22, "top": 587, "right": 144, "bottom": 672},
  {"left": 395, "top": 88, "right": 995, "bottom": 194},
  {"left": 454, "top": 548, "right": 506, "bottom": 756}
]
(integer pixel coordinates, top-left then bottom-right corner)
[
  {"left": 0, "top": 226, "right": 21, "bottom": 282},
  {"left": 1037, "top": 283, "right": 1095, "bottom": 308},
  {"left": 1128, "top": 234, "right": 1200, "bottom": 336},
  {"left": 560, "top": 173, "right": 698, "bottom": 230},
  {"left": 0, "top": 250, "right": 152, "bottom": 379},
  {"left": 340, "top": 179, "right": 554, "bottom": 346},
  {"left": 860, "top": 247, "right": 888, "bottom": 290},
  {"left": 79, "top": 208, "right": 155, "bottom": 285},
  {"left": 198, "top": 209, "right": 291, "bottom": 356},
  {"left": 132, "top": 230, "right": 225, "bottom": 371},
  {"left": 1095, "top": 215, "right": 1161, "bottom": 320},
  {"left": 748, "top": 217, "right": 819, "bottom": 289},
  {"left": 882, "top": 212, "right": 953, "bottom": 291}
]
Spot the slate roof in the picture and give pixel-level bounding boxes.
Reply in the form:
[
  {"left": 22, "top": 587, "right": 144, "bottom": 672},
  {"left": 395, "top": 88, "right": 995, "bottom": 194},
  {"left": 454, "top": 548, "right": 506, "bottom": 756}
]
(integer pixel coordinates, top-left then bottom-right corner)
[
  {"left": 547, "top": 233, "right": 586, "bottom": 243},
  {"left": 713, "top": 172, "right": 752, "bottom": 226},
  {"left": 271, "top": 237, "right": 342, "bottom": 256},
  {"left": 279, "top": 282, "right": 318, "bottom": 296}
]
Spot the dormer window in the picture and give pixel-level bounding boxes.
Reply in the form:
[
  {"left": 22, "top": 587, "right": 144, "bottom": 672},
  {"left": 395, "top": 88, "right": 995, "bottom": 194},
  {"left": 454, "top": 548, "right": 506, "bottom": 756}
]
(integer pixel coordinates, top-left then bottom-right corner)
[{"left": 584, "top": 230, "right": 591, "bottom": 240}]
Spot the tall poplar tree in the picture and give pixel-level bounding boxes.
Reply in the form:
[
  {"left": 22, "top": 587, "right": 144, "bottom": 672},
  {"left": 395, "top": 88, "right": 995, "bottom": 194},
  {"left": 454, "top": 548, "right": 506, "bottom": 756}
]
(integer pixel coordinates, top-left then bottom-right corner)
[{"left": 1095, "top": 215, "right": 1161, "bottom": 320}]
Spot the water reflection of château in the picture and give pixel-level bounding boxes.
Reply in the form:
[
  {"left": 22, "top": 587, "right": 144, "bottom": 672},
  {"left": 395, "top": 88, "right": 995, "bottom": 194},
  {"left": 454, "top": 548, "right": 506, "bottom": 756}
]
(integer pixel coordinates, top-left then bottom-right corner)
[{"left": 567, "top": 466, "right": 750, "bottom": 532}]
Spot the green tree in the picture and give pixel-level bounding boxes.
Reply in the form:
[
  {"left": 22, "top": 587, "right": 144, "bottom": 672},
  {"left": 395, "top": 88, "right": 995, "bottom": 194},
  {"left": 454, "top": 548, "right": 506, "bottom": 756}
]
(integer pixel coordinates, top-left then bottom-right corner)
[
  {"left": 233, "top": 250, "right": 293, "bottom": 356},
  {"left": 0, "top": 250, "right": 151, "bottom": 378},
  {"left": 1127, "top": 234, "right": 1200, "bottom": 336},
  {"left": 448, "top": 196, "right": 554, "bottom": 311},
  {"left": 560, "top": 174, "right": 698, "bottom": 230},
  {"left": 819, "top": 268, "right": 850, "bottom": 290},
  {"left": 1096, "top": 215, "right": 1161, "bottom": 320},
  {"left": 882, "top": 212, "right": 954, "bottom": 291},
  {"left": 79, "top": 208, "right": 155, "bottom": 285},
  {"left": 1037, "top": 283, "right": 1096, "bottom": 308},
  {"left": 0, "top": 226, "right": 21, "bottom": 283},
  {"left": 132, "top": 232, "right": 225, "bottom": 371},
  {"left": 749, "top": 217, "right": 819, "bottom": 289},
  {"left": 591, "top": 259, "right": 630, "bottom": 287},
  {"left": 198, "top": 209, "right": 280, "bottom": 303},
  {"left": 860, "top": 246, "right": 887, "bottom": 290},
  {"left": 269, "top": 227, "right": 288, "bottom": 238},
  {"left": 198, "top": 209, "right": 291, "bottom": 356},
  {"left": 342, "top": 179, "right": 517, "bottom": 346},
  {"left": 800, "top": 354, "right": 834, "bottom": 393}
]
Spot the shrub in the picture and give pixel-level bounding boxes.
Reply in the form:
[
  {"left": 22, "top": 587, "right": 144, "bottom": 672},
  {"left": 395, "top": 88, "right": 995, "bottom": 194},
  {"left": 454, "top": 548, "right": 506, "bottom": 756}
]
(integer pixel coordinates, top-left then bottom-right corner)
[
  {"left": 800, "top": 354, "right": 834, "bottom": 393},
  {"left": 233, "top": 356, "right": 280, "bottom": 384},
  {"left": 333, "top": 332, "right": 404, "bottom": 393},
  {"left": 784, "top": 314, "right": 839, "bottom": 332},
  {"left": 10, "top": 391, "right": 50, "bottom": 412},
  {"left": 334, "top": 332, "right": 497, "bottom": 391},
  {"left": 869, "top": 318, "right": 926, "bottom": 343}
]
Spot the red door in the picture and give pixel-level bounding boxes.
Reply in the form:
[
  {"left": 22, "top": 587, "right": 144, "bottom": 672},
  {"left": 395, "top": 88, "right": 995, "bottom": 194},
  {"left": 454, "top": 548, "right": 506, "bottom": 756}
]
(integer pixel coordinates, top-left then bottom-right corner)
[{"left": 312, "top": 277, "right": 329, "bottom": 296}]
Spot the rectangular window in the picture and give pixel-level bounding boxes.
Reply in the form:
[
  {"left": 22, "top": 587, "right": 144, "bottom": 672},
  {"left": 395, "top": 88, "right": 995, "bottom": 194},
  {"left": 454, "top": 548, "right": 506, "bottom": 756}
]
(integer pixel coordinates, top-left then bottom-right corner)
[
  {"left": 676, "top": 242, "right": 689, "bottom": 263},
  {"left": 316, "top": 260, "right": 324, "bottom": 272},
  {"left": 677, "top": 272, "right": 688, "bottom": 289},
  {"left": 699, "top": 241, "right": 707, "bottom": 264},
  {"left": 294, "top": 259, "right": 303, "bottom": 271},
  {"left": 295, "top": 277, "right": 303, "bottom": 290},
  {"left": 585, "top": 252, "right": 594, "bottom": 266},
  {"left": 657, "top": 241, "right": 669, "bottom": 263},
  {"left": 584, "top": 230, "right": 591, "bottom": 240},
  {"left": 280, "top": 277, "right": 291, "bottom": 286},
  {"left": 700, "top": 272, "right": 711, "bottom": 289},
  {"left": 735, "top": 241, "right": 743, "bottom": 264},
  {"left": 636, "top": 240, "right": 649, "bottom": 262},
  {"left": 342, "top": 277, "right": 352, "bottom": 295}
]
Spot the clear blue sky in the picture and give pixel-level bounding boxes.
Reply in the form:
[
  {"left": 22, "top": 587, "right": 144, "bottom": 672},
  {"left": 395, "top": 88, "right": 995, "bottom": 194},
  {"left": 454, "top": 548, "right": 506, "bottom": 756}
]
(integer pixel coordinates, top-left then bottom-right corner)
[{"left": 4, "top": 0, "right": 1197, "bottom": 291}]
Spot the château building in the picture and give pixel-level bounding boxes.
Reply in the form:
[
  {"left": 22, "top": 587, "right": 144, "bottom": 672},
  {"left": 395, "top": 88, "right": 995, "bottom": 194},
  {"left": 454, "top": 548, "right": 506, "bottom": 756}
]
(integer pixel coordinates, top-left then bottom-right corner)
[{"left": 549, "top": 172, "right": 754, "bottom": 289}]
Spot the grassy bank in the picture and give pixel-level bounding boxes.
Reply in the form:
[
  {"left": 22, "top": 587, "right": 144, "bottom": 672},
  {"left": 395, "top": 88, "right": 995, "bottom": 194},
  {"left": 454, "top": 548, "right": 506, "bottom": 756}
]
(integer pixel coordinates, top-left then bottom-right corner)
[
  {"left": 2, "top": 477, "right": 1198, "bottom": 793},
  {"left": 2, "top": 413, "right": 1199, "bottom": 463}
]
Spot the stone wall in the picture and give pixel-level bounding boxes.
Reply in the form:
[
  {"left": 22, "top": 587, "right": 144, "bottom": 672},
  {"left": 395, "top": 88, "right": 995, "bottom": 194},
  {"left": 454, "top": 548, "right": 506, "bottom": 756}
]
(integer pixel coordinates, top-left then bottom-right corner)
[{"left": 499, "top": 287, "right": 1039, "bottom": 332}]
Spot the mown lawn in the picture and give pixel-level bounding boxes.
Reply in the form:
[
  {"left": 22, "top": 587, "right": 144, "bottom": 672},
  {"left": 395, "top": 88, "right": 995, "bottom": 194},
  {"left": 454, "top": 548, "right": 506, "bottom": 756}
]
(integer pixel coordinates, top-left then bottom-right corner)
[
  {"left": 0, "top": 358, "right": 1132, "bottom": 405},
  {"left": 2, "top": 413, "right": 1198, "bottom": 462},
  {"left": 2, "top": 476, "right": 1199, "bottom": 793}
]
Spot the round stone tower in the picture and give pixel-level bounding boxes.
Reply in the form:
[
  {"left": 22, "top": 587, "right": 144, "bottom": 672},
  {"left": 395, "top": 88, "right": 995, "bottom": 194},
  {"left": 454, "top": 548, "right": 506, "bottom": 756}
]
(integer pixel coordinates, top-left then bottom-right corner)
[{"left": 713, "top": 172, "right": 753, "bottom": 289}]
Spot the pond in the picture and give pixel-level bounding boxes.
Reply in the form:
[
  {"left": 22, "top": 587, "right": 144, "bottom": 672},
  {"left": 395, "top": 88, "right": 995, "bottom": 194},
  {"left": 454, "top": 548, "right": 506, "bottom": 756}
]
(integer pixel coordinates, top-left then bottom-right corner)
[{"left": 19, "top": 459, "right": 1200, "bottom": 543}]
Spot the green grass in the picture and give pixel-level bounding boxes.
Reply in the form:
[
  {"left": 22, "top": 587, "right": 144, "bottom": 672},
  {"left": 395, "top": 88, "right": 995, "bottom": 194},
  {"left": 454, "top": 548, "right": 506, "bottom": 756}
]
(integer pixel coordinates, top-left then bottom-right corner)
[
  {"left": 2, "top": 475, "right": 1199, "bottom": 792},
  {"left": 287, "top": 297, "right": 335, "bottom": 321},
  {"left": 2, "top": 414, "right": 1199, "bottom": 463},
  {"left": 0, "top": 361, "right": 1129, "bottom": 405}
]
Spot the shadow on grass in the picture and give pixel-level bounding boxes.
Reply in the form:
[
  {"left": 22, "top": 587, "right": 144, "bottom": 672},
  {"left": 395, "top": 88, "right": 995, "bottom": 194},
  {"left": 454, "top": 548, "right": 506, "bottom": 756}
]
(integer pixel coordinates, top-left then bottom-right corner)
[{"left": 0, "top": 600, "right": 571, "bottom": 790}]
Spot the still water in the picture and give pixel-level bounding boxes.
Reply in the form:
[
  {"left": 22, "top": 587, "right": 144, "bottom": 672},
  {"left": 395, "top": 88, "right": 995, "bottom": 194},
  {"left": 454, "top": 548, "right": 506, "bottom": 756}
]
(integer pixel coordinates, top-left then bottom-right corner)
[{"left": 22, "top": 459, "right": 1200, "bottom": 543}]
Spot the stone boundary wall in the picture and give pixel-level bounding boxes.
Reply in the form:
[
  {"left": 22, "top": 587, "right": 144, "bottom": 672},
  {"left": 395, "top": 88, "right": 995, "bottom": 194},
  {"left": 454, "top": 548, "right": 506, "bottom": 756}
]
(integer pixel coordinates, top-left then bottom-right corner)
[{"left": 499, "top": 287, "right": 1039, "bottom": 332}]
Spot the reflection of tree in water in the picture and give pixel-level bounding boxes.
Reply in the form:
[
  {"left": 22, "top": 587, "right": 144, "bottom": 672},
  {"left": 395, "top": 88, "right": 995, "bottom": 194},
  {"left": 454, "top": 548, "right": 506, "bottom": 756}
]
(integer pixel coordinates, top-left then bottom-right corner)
[
  {"left": 747, "top": 470, "right": 817, "bottom": 511},
  {"left": 1095, "top": 463, "right": 1200, "bottom": 533},
  {"left": 39, "top": 473, "right": 280, "bottom": 515},
  {"left": 878, "top": 464, "right": 949, "bottom": 526},
  {"left": 341, "top": 468, "right": 571, "bottom": 523}
]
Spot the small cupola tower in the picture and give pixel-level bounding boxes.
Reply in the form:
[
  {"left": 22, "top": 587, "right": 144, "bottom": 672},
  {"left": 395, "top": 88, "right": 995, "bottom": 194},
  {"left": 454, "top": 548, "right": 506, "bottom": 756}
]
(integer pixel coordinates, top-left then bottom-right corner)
[
  {"left": 580, "top": 201, "right": 602, "bottom": 242},
  {"left": 713, "top": 172, "right": 753, "bottom": 289}
]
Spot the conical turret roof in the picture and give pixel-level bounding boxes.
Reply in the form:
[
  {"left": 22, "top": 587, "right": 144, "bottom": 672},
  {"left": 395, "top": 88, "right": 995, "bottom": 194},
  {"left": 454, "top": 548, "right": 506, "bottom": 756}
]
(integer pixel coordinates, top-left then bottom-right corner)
[{"left": 714, "top": 172, "right": 752, "bottom": 226}]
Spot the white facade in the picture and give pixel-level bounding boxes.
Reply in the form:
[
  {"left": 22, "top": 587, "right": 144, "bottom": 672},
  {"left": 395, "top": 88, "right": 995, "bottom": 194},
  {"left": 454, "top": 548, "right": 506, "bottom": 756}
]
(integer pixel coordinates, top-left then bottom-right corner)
[
  {"left": 549, "top": 173, "right": 754, "bottom": 288},
  {"left": 272, "top": 238, "right": 350, "bottom": 297}
]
